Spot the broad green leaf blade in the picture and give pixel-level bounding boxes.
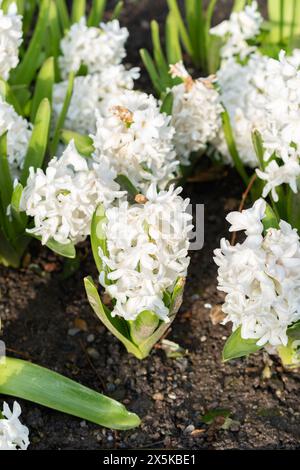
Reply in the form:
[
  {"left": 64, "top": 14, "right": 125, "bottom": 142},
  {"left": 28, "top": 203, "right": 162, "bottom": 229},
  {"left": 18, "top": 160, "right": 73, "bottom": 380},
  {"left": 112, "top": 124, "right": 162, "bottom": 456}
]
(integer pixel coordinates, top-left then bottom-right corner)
[
  {"left": 287, "top": 321, "right": 300, "bottom": 341},
  {"left": 51, "top": 72, "right": 75, "bottom": 156},
  {"left": 90, "top": 204, "right": 108, "bottom": 274},
  {"left": 84, "top": 277, "right": 143, "bottom": 358},
  {"left": 10, "top": 183, "right": 27, "bottom": 233},
  {"left": 88, "top": 0, "right": 106, "bottom": 26},
  {"left": 111, "top": 1, "right": 123, "bottom": 20},
  {"left": 30, "top": 57, "right": 55, "bottom": 122},
  {"left": 0, "top": 357, "right": 140, "bottom": 430},
  {"left": 48, "top": 0, "right": 62, "bottom": 67},
  {"left": 20, "top": 98, "right": 51, "bottom": 185},
  {"left": 221, "top": 109, "right": 249, "bottom": 186},
  {"left": 60, "top": 129, "right": 94, "bottom": 156},
  {"left": 56, "top": 0, "right": 70, "bottom": 30},
  {"left": 167, "top": 0, "right": 193, "bottom": 55},
  {"left": 262, "top": 203, "right": 279, "bottom": 233},
  {"left": 0, "top": 133, "right": 13, "bottom": 211},
  {"left": 160, "top": 91, "right": 173, "bottom": 115},
  {"left": 71, "top": 0, "right": 86, "bottom": 23},
  {"left": 223, "top": 326, "right": 262, "bottom": 361},
  {"left": 233, "top": 0, "right": 246, "bottom": 11},
  {"left": 11, "top": 0, "right": 50, "bottom": 86},
  {"left": 45, "top": 238, "right": 76, "bottom": 258},
  {"left": 140, "top": 49, "right": 163, "bottom": 95}
]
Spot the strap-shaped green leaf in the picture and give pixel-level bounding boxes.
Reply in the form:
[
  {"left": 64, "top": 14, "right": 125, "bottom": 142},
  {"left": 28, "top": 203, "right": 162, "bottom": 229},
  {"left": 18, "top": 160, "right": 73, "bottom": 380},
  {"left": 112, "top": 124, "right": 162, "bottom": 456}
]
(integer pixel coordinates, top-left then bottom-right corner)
[
  {"left": 88, "top": 0, "right": 106, "bottom": 26},
  {"left": 71, "top": 0, "right": 86, "bottom": 23},
  {"left": 160, "top": 92, "right": 174, "bottom": 115},
  {"left": 151, "top": 20, "right": 170, "bottom": 81},
  {"left": 50, "top": 72, "right": 74, "bottom": 156},
  {"left": 223, "top": 326, "right": 262, "bottom": 361},
  {"left": 11, "top": 0, "right": 50, "bottom": 86},
  {"left": 167, "top": 0, "right": 193, "bottom": 55},
  {"left": 30, "top": 57, "right": 55, "bottom": 122},
  {"left": 0, "top": 132, "right": 13, "bottom": 212},
  {"left": 166, "top": 13, "right": 182, "bottom": 65},
  {"left": 90, "top": 204, "right": 108, "bottom": 274},
  {"left": 60, "top": 129, "right": 94, "bottom": 156},
  {"left": 56, "top": 0, "right": 70, "bottom": 30},
  {"left": 0, "top": 79, "right": 23, "bottom": 116},
  {"left": 111, "top": 1, "right": 123, "bottom": 20},
  {"left": 140, "top": 49, "right": 163, "bottom": 95},
  {"left": 221, "top": 109, "right": 249, "bottom": 186},
  {"left": 20, "top": 98, "right": 51, "bottom": 185},
  {"left": 0, "top": 357, "right": 140, "bottom": 430},
  {"left": 262, "top": 203, "right": 279, "bottom": 233},
  {"left": 115, "top": 174, "right": 139, "bottom": 198}
]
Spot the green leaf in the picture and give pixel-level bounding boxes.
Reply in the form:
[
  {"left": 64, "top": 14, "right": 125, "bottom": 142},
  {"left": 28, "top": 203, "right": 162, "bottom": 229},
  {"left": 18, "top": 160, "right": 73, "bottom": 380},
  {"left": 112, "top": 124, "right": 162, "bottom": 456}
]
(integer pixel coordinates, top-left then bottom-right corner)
[
  {"left": 252, "top": 129, "right": 265, "bottom": 170},
  {"left": 111, "top": 1, "right": 123, "bottom": 20},
  {"left": 140, "top": 49, "right": 163, "bottom": 95},
  {"left": 50, "top": 71, "right": 75, "bottom": 156},
  {"left": 166, "top": 12, "right": 182, "bottom": 65},
  {"left": 115, "top": 174, "right": 139, "bottom": 198},
  {"left": 56, "top": 0, "right": 70, "bottom": 30},
  {"left": 60, "top": 129, "right": 94, "bottom": 156},
  {"left": 71, "top": 0, "right": 86, "bottom": 23},
  {"left": 262, "top": 203, "right": 279, "bottom": 233},
  {"left": 233, "top": 0, "right": 246, "bottom": 11},
  {"left": 223, "top": 326, "right": 262, "bottom": 361},
  {"left": 84, "top": 276, "right": 144, "bottom": 358},
  {"left": 129, "top": 311, "right": 160, "bottom": 346},
  {"left": 167, "top": 0, "right": 193, "bottom": 56},
  {"left": 160, "top": 91, "right": 173, "bottom": 115},
  {"left": 0, "top": 357, "right": 140, "bottom": 430},
  {"left": 151, "top": 20, "right": 169, "bottom": 80},
  {"left": 45, "top": 238, "right": 76, "bottom": 259},
  {"left": 287, "top": 321, "right": 300, "bottom": 341},
  {"left": 30, "top": 57, "right": 55, "bottom": 122},
  {"left": 11, "top": 0, "right": 50, "bottom": 86},
  {"left": 88, "top": 0, "right": 106, "bottom": 26},
  {"left": 0, "top": 79, "right": 23, "bottom": 116},
  {"left": 0, "top": 132, "right": 13, "bottom": 212},
  {"left": 10, "top": 183, "right": 27, "bottom": 233},
  {"left": 90, "top": 204, "right": 108, "bottom": 274},
  {"left": 20, "top": 98, "right": 51, "bottom": 185},
  {"left": 221, "top": 109, "right": 249, "bottom": 186},
  {"left": 48, "top": 0, "right": 63, "bottom": 69}
]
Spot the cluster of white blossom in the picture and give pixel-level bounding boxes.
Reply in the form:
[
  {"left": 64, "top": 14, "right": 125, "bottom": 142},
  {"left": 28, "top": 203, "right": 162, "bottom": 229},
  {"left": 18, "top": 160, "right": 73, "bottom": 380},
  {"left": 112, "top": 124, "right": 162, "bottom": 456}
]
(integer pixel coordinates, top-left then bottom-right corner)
[
  {"left": 254, "top": 50, "right": 300, "bottom": 201},
  {"left": 0, "top": 96, "right": 32, "bottom": 178},
  {"left": 91, "top": 90, "right": 179, "bottom": 191},
  {"left": 99, "top": 184, "right": 193, "bottom": 322},
  {"left": 0, "top": 401, "right": 29, "bottom": 450},
  {"left": 210, "top": 1, "right": 263, "bottom": 61},
  {"left": 21, "top": 141, "right": 125, "bottom": 246},
  {"left": 214, "top": 199, "right": 300, "bottom": 347},
  {"left": 214, "top": 53, "right": 269, "bottom": 167},
  {"left": 0, "top": 1, "right": 22, "bottom": 80},
  {"left": 169, "top": 61, "right": 223, "bottom": 165},
  {"left": 56, "top": 17, "right": 139, "bottom": 135},
  {"left": 59, "top": 18, "right": 128, "bottom": 79},
  {"left": 53, "top": 65, "right": 139, "bottom": 134}
]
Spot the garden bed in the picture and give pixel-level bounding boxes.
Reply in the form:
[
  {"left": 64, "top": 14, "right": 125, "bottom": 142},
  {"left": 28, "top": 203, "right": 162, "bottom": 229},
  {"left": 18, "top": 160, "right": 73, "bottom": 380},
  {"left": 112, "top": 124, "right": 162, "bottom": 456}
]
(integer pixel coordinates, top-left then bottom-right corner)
[{"left": 1, "top": 0, "right": 300, "bottom": 450}]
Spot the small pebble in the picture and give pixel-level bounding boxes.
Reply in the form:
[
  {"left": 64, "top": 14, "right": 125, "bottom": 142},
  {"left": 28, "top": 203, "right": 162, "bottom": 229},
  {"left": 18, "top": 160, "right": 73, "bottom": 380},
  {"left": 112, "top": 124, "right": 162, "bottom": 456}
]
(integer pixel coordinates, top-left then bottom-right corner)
[
  {"left": 68, "top": 328, "right": 80, "bottom": 336},
  {"left": 168, "top": 393, "right": 177, "bottom": 400},
  {"left": 153, "top": 392, "right": 164, "bottom": 401},
  {"left": 184, "top": 424, "right": 195, "bottom": 434},
  {"left": 87, "top": 347, "right": 100, "bottom": 360},
  {"left": 87, "top": 334, "right": 95, "bottom": 343},
  {"left": 204, "top": 303, "right": 212, "bottom": 309},
  {"left": 200, "top": 336, "right": 207, "bottom": 342}
]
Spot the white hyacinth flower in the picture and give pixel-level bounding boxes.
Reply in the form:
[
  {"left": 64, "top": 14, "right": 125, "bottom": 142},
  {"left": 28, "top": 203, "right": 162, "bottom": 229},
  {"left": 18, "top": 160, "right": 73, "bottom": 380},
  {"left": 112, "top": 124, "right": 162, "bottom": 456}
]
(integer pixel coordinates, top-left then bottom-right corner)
[
  {"left": 20, "top": 141, "right": 125, "bottom": 246},
  {"left": 53, "top": 65, "right": 140, "bottom": 135},
  {"left": 169, "top": 61, "right": 223, "bottom": 165},
  {"left": 99, "top": 184, "right": 193, "bottom": 322},
  {"left": 214, "top": 53, "right": 269, "bottom": 168},
  {"left": 214, "top": 199, "right": 300, "bottom": 347},
  {"left": 0, "top": 1, "right": 22, "bottom": 80},
  {"left": 59, "top": 18, "right": 129, "bottom": 79},
  {"left": 91, "top": 89, "right": 179, "bottom": 191},
  {"left": 0, "top": 401, "right": 29, "bottom": 450},
  {"left": 210, "top": 1, "right": 263, "bottom": 61},
  {"left": 0, "top": 96, "right": 32, "bottom": 178}
]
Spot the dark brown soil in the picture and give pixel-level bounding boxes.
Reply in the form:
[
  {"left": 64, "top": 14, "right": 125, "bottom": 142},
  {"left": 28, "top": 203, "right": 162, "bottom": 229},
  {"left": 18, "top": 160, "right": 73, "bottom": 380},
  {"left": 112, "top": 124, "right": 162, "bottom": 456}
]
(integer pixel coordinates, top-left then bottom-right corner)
[{"left": 2, "top": 0, "right": 300, "bottom": 450}]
